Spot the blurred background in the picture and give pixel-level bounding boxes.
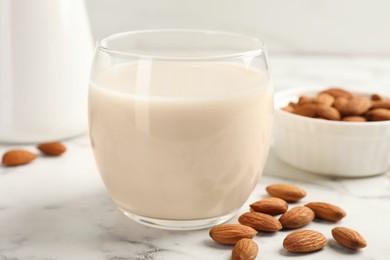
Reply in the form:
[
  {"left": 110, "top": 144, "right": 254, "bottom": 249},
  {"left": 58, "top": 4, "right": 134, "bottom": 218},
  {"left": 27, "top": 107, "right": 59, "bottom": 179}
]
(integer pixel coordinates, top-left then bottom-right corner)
[{"left": 86, "top": 0, "right": 390, "bottom": 55}]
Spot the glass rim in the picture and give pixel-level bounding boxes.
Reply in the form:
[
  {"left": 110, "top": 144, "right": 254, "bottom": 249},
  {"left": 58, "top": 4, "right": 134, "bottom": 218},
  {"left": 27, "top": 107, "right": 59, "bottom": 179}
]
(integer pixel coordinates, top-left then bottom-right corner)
[{"left": 98, "top": 29, "right": 266, "bottom": 61}]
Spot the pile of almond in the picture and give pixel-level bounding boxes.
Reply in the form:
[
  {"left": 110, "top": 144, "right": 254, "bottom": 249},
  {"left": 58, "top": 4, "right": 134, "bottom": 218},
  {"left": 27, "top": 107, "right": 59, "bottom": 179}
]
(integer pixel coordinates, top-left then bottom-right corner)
[
  {"left": 282, "top": 87, "right": 390, "bottom": 121},
  {"left": 1, "top": 142, "right": 67, "bottom": 167},
  {"left": 209, "top": 183, "right": 367, "bottom": 260}
]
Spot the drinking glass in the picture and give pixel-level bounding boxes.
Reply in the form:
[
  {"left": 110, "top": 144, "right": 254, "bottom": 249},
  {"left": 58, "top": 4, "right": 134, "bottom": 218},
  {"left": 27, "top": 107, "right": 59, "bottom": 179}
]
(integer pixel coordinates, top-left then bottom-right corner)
[{"left": 89, "top": 30, "right": 273, "bottom": 230}]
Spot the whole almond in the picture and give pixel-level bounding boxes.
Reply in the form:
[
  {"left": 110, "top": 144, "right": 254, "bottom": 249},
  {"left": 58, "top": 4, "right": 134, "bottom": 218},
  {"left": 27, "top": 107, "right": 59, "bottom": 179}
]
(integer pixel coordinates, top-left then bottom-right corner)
[
  {"left": 347, "top": 96, "right": 372, "bottom": 115},
  {"left": 232, "top": 238, "right": 258, "bottom": 260},
  {"left": 315, "top": 93, "right": 335, "bottom": 106},
  {"left": 366, "top": 108, "right": 390, "bottom": 121},
  {"left": 37, "top": 142, "right": 67, "bottom": 156},
  {"left": 279, "top": 206, "right": 315, "bottom": 229},
  {"left": 281, "top": 105, "right": 295, "bottom": 113},
  {"left": 305, "top": 202, "right": 346, "bottom": 222},
  {"left": 317, "top": 104, "right": 341, "bottom": 120},
  {"left": 292, "top": 103, "right": 318, "bottom": 117},
  {"left": 298, "top": 96, "right": 315, "bottom": 105},
  {"left": 321, "top": 88, "right": 353, "bottom": 99},
  {"left": 2, "top": 149, "right": 37, "bottom": 166},
  {"left": 342, "top": 116, "right": 367, "bottom": 122},
  {"left": 332, "top": 227, "right": 367, "bottom": 249},
  {"left": 370, "top": 100, "right": 390, "bottom": 110},
  {"left": 371, "top": 94, "right": 386, "bottom": 101},
  {"left": 333, "top": 97, "right": 349, "bottom": 114},
  {"left": 239, "top": 212, "right": 282, "bottom": 232},
  {"left": 209, "top": 224, "right": 257, "bottom": 245},
  {"left": 266, "top": 184, "right": 307, "bottom": 202},
  {"left": 250, "top": 197, "right": 288, "bottom": 216},
  {"left": 283, "top": 230, "right": 328, "bottom": 253}
]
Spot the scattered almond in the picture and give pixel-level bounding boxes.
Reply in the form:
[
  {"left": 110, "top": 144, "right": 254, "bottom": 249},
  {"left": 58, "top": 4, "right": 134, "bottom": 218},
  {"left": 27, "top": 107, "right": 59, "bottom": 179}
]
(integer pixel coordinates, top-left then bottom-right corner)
[
  {"left": 232, "top": 238, "right": 258, "bottom": 260},
  {"left": 283, "top": 230, "right": 328, "bottom": 253},
  {"left": 37, "top": 142, "right": 67, "bottom": 156},
  {"left": 279, "top": 206, "right": 315, "bottom": 229},
  {"left": 209, "top": 224, "right": 257, "bottom": 245},
  {"left": 2, "top": 149, "right": 37, "bottom": 167},
  {"left": 250, "top": 197, "right": 288, "bottom": 216},
  {"left": 266, "top": 183, "right": 306, "bottom": 202},
  {"left": 305, "top": 202, "right": 346, "bottom": 222},
  {"left": 332, "top": 227, "right": 367, "bottom": 250},
  {"left": 239, "top": 212, "right": 282, "bottom": 232},
  {"left": 371, "top": 94, "right": 385, "bottom": 101}
]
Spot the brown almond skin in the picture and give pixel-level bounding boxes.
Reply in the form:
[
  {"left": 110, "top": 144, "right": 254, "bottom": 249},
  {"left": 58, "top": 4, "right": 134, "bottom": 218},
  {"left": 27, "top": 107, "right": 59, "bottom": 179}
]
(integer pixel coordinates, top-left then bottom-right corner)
[
  {"left": 335, "top": 96, "right": 372, "bottom": 116},
  {"left": 305, "top": 202, "right": 346, "bottom": 222},
  {"left": 232, "top": 238, "right": 258, "bottom": 260},
  {"left": 370, "top": 100, "right": 390, "bottom": 110},
  {"left": 292, "top": 103, "right": 318, "bottom": 117},
  {"left": 315, "top": 93, "right": 335, "bottom": 106},
  {"left": 239, "top": 212, "right": 282, "bottom": 232},
  {"left": 366, "top": 108, "right": 390, "bottom": 121},
  {"left": 317, "top": 104, "right": 341, "bottom": 120},
  {"left": 332, "top": 227, "right": 367, "bottom": 249},
  {"left": 321, "top": 88, "right": 353, "bottom": 99},
  {"left": 266, "top": 184, "right": 307, "bottom": 202},
  {"left": 2, "top": 149, "right": 37, "bottom": 166},
  {"left": 283, "top": 230, "right": 328, "bottom": 253},
  {"left": 371, "top": 94, "right": 385, "bottom": 101},
  {"left": 342, "top": 116, "right": 367, "bottom": 122},
  {"left": 279, "top": 206, "right": 315, "bottom": 229},
  {"left": 209, "top": 224, "right": 257, "bottom": 245},
  {"left": 250, "top": 197, "right": 288, "bottom": 216},
  {"left": 37, "top": 142, "right": 67, "bottom": 156},
  {"left": 298, "top": 96, "right": 315, "bottom": 105},
  {"left": 281, "top": 105, "right": 295, "bottom": 113}
]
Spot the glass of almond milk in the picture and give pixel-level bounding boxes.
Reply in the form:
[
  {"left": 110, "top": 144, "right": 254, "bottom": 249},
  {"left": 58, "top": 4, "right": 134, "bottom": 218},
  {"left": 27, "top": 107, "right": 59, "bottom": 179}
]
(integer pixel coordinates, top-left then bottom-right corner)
[{"left": 89, "top": 30, "right": 273, "bottom": 230}]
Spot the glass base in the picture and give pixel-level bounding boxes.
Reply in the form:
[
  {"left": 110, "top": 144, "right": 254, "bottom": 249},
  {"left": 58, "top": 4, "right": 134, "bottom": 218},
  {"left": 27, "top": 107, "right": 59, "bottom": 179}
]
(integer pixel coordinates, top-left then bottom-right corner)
[{"left": 119, "top": 208, "right": 236, "bottom": 230}]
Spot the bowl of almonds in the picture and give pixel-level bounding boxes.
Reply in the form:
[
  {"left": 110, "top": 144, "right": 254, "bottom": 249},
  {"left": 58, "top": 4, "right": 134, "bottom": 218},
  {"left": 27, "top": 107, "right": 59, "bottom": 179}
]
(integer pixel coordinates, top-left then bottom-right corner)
[{"left": 274, "top": 87, "right": 390, "bottom": 177}]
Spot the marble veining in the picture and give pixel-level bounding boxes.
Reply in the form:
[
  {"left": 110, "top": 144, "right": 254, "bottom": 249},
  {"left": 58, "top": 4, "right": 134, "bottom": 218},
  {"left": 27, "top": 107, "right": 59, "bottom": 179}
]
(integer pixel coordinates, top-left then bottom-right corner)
[{"left": 0, "top": 56, "right": 390, "bottom": 259}]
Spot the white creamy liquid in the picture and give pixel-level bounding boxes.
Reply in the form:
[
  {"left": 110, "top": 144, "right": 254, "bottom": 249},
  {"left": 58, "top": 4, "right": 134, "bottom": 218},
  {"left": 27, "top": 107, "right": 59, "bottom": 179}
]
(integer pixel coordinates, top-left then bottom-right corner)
[{"left": 89, "top": 62, "right": 273, "bottom": 220}]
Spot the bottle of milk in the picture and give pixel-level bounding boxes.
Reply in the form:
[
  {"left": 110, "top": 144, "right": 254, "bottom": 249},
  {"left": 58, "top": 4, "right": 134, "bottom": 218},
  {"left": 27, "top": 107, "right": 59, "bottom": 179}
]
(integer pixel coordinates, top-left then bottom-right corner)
[{"left": 0, "top": 0, "right": 93, "bottom": 143}]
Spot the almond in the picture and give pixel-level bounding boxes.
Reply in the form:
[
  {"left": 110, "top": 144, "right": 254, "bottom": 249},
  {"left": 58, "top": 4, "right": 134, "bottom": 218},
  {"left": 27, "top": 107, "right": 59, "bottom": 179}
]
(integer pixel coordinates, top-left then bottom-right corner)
[
  {"left": 317, "top": 104, "right": 341, "bottom": 120},
  {"left": 370, "top": 100, "right": 390, "bottom": 110},
  {"left": 250, "top": 197, "right": 288, "bottom": 216},
  {"left": 332, "top": 227, "right": 367, "bottom": 249},
  {"left": 239, "top": 212, "right": 282, "bottom": 232},
  {"left": 279, "top": 206, "right": 315, "bottom": 229},
  {"left": 305, "top": 202, "right": 346, "bottom": 222},
  {"left": 37, "top": 142, "right": 67, "bottom": 156},
  {"left": 371, "top": 94, "right": 385, "bottom": 101},
  {"left": 281, "top": 105, "right": 295, "bottom": 113},
  {"left": 335, "top": 96, "right": 371, "bottom": 116},
  {"left": 321, "top": 88, "right": 353, "bottom": 99},
  {"left": 2, "top": 149, "right": 37, "bottom": 166},
  {"left": 366, "top": 108, "right": 390, "bottom": 121},
  {"left": 232, "top": 238, "right": 258, "bottom": 260},
  {"left": 315, "top": 93, "right": 335, "bottom": 106},
  {"left": 209, "top": 224, "right": 257, "bottom": 245},
  {"left": 266, "top": 183, "right": 307, "bottom": 202},
  {"left": 298, "top": 96, "right": 315, "bottom": 105},
  {"left": 342, "top": 116, "right": 367, "bottom": 122},
  {"left": 283, "top": 230, "right": 328, "bottom": 253},
  {"left": 292, "top": 103, "right": 317, "bottom": 117}
]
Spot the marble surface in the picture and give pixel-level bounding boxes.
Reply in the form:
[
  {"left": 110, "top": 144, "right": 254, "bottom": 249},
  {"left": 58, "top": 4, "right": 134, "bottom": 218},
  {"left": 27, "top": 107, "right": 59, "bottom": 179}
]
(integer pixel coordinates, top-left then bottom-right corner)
[{"left": 1, "top": 55, "right": 390, "bottom": 260}]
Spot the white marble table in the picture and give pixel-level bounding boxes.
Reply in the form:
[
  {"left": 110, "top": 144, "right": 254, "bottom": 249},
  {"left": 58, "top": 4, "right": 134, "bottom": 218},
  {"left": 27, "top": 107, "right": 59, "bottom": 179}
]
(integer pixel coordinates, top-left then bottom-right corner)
[{"left": 1, "top": 56, "right": 390, "bottom": 259}]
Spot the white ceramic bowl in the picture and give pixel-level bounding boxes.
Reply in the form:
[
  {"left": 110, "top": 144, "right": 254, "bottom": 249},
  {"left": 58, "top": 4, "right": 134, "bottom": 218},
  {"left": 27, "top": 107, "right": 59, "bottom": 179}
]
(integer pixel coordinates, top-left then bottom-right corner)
[{"left": 274, "top": 87, "right": 390, "bottom": 177}]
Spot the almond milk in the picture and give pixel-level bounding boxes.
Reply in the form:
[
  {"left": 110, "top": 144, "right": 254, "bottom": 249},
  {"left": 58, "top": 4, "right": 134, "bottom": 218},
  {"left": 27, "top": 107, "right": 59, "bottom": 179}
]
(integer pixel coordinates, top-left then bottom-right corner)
[{"left": 89, "top": 62, "right": 273, "bottom": 220}]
